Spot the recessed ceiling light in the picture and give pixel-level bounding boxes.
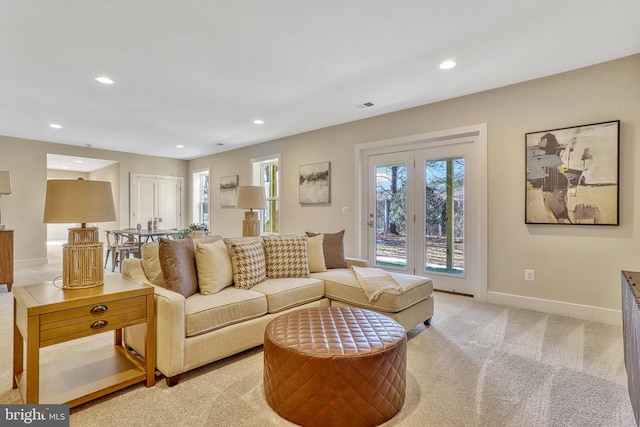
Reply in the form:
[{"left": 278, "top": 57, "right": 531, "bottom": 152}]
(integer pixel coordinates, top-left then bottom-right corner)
[
  {"left": 253, "top": 119, "right": 265, "bottom": 125},
  {"left": 49, "top": 123, "right": 62, "bottom": 129},
  {"left": 176, "top": 145, "right": 185, "bottom": 148},
  {"left": 95, "top": 76, "right": 114, "bottom": 85},
  {"left": 73, "top": 160, "right": 83, "bottom": 163},
  {"left": 439, "top": 60, "right": 456, "bottom": 70}
]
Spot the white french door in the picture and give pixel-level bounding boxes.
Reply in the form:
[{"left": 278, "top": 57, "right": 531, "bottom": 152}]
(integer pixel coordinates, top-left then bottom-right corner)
[
  {"left": 130, "top": 173, "right": 183, "bottom": 230},
  {"left": 362, "top": 126, "right": 487, "bottom": 298}
]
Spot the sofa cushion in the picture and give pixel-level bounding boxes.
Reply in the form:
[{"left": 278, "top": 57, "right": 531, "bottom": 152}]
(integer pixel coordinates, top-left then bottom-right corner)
[
  {"left": 185, "top": 287, "right": 267, "bottom": 337},
  {"left": 306, "top": 230, "right": 345, "bottom": 268},
  {"left": 251, "top": 277, "right": 324, "bottom": 313},
  {"left": 195, "top": 240, "right": 233, "bottom": 294},
  {"left": 141, "top": 241, "right": 166, "bottom": 288},
  {"left": 263, "top": 235, "right": 310, "bottom": 278},
  {"left": 227, "top": 238, "right": 267, "bottom": 289},
  {"left": 158, "top": 237, "right": 199, "bottom": 298},
  {"left": 313, "top": 268, "right": 433, "bottom": 313},
  {"left": 307, "top": 234, "right": 327, "bottom": 273}
]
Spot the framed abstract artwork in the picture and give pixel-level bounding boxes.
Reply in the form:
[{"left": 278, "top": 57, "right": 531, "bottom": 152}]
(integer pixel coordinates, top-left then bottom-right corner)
[
  {"left": 219, "top": 175, "right": 238, "bottom": 207},
  {"left": 525, "top": 120, "right": 620, "bottom": 225},
  {"left": 299, "top": 161, "right": 330, "bottom": 204}
]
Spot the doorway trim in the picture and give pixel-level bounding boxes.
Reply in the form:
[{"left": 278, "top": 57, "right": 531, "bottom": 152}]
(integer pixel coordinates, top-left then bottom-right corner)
[{"left": 354, "top": 124, "right": 488, "bottom": 301}]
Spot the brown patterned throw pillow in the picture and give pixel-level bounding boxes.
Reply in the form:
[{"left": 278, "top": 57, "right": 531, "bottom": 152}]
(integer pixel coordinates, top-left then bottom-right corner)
[
  {"left": 263, "top": 235, "right": 310, "bottom": 278},
  {"left": 158, "top": 237, "right": 198, "bottom": 298},
  {"left": 306, "top": 230, "right": 346, "bottom": 269},
  {"left": 228, "top": 239, "right": 267, "bottom": 289}
]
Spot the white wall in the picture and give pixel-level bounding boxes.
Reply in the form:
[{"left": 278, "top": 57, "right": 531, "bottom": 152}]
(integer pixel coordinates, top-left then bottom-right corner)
[{"left": 190, "top": 54, "right": 640, "bottom": 323}]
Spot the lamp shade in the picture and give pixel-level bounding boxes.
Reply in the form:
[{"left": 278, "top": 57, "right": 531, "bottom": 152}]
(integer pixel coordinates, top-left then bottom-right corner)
[
  {"left": 43, "top": 178, "right": 116, "bottom": 224},
  {"left": 0, "top": 171, "right": 11, "bottom": 195},
  {"left": 235, "top": 185, "right": 266, "bottom": 210}
]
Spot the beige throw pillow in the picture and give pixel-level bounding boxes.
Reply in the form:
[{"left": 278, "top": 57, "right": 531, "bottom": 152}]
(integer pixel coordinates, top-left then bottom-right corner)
[
  {"left": 263, "top": 235, "right": 310, "bottom": 278},
  {"left": 140, "top": 241, "right": 166, "bottom": 287},
  {"left": 228, "top": 239, "right": 267, "bottom": 289},
  {"left": 158, "top": 237, "right": 199, "bottom": 298},
  {"left": 195, "top": 240, "right": 233, "bottom": 294},
  {"left": 307, "top": 234, "right": 327, "bottom": 273},
  {"left": 306, "top": 230, "right": 346, "bottom": 269}
]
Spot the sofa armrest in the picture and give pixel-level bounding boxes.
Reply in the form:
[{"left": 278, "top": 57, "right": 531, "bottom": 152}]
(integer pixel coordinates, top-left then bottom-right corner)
[
  {"left": 345, "top": 257, "right": 370, "bottom": 268},
  {"left": 121, "top": 258, "right": 147, "bottom": 284},
  {"left": 121, "top": 258, "right": 187, "bottom": 378}
]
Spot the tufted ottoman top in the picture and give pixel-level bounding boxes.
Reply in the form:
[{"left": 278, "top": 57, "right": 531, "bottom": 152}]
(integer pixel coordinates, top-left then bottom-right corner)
[
  {"left": 266, "top": 306, "right": 406, "bottom": 356},
  {"left": 264, "top": 307, "right": 407, "bottom": 427}
]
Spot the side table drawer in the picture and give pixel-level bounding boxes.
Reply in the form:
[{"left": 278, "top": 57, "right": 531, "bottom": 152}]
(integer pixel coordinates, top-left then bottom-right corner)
[{"left": 40, "top": 296, "right": 147, "bottom": 346}]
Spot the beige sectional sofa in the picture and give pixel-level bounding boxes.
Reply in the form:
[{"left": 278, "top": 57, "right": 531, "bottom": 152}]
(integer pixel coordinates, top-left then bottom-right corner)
[{"left": 121, "top": 233, "right": 433, "bottom": 386}]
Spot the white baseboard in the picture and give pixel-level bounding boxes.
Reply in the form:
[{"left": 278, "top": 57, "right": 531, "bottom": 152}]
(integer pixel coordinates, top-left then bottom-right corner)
[
  {"left": 487, "top": 291, "right": 622, "bottom": 326},
  {"left": 14, "top": 258, "right": 48, "bottom": 268}
]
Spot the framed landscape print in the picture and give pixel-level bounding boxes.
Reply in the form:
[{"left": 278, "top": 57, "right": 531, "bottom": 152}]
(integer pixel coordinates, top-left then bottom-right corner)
[
  {"left": 525, "top": 120, "right": 620, "bottom": 225},
  {"left": 219, "top": 175, "right": 238, "bottom": 207},
  {"left": 299, "top": 161, "right": 330, "bottom": 204}
]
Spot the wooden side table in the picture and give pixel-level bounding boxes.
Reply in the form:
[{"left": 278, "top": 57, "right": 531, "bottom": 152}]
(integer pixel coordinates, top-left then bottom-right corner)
[
  {"left": 0, "top": 229, "right": 13, "bottom": 291},
  {"left": 12, "top": 275, "right": 155, "bottom": 407}
]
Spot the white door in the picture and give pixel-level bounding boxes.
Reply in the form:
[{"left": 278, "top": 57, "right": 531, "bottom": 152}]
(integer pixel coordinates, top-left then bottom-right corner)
[
  {"left": 363, "top": 127, "right": 486, "bottom": 297},
  {"left": 158, "top": 178, "right": 181, "bottom": 229},
  {"left": 130, "top": 173, "right": 183, "bottom": 229}
]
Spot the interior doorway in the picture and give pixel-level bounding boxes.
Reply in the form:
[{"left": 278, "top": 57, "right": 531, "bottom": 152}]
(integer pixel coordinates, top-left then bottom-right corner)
[{"left": 46, "top": 154, "right": 119, "bottom": 262}]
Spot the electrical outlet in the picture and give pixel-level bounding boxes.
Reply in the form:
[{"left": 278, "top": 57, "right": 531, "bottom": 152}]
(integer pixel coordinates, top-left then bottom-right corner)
[
  {"left": 525, "top": 269, "right": 535, "bottom": 281},
  {"left": 342, "top": 206, "right": 349, "bottom": 215}
]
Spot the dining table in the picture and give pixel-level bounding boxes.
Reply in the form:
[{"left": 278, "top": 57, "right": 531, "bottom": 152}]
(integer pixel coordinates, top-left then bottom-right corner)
[{"left": 111, "top": 228, "right": 181, "bottom": 256}]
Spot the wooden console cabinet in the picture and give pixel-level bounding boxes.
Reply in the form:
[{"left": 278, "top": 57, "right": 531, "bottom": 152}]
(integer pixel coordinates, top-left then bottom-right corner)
[
  {"left": 0, "top": 229, "right": 13, "bottom": 291},
  {"left": 12, "top": 275, "right": 155, "bottom": 407}
]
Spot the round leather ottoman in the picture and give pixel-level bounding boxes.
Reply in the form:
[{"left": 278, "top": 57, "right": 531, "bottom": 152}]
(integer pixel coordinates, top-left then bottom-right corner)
[{"left": 264, "top": 307, "right": 407, "bottom": 427}]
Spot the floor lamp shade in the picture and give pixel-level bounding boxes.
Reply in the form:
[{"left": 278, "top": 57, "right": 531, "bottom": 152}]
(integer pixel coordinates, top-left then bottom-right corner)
[
  {"left": 0, "top": 171, "right": 11, "bottom": 229},
  {"left": 43, "top": 179, "right": 116, "bottom": 289},
  {"left": 235, "top": 186, "right": 266, "bottom": 237}
]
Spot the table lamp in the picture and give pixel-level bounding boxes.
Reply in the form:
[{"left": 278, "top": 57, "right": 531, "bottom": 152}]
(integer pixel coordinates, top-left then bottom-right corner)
[
  {"left": 235, "top": 185, "right": 266, "bottom": 237},
  {"left": 43, "top": 178, "right": 116, "bottom": 289},
  {"left": 0, "top": 171, "right": 11, "bottom": 230}
]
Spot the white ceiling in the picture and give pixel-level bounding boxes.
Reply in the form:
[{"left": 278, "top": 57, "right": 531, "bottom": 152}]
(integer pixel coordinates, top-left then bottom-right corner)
[{"left": 1, "top": 1, "right": 639, "bottom": 161}]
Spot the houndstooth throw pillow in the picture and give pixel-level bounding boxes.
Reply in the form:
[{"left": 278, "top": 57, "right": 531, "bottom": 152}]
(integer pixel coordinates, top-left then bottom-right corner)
[
  {"left": 263, "top": 235, "right": 310, "bottom": 278},
  {"left": 228, "top": 239, "right": 267, "bottom": 289}
]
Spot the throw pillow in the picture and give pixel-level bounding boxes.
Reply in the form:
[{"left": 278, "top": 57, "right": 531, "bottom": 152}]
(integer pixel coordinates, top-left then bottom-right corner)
[
  {"left": 306, "top": 230, "right": 346, "bottom": 269},
  {"left": 263, "top": 235, "right": 310, "bottom": 278},
  {"left": 140, "top": 241, "right": 167, "bottom": 288},
  {"left": 195, "top": 240, "right": 233, "bottom": 294},
  {"left": 227, "top": 238, "right": 267, "bottom": 289},
  {"left": 158, "top": 237, "right": 198, "bottom": 298},
  {"left": 307, "top": 234, "right": 327, "bottom": 273}
]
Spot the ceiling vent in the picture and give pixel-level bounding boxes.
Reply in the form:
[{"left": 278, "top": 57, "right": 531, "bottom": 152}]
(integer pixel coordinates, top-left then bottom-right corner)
[{"left": 357, "top": 102, "right": 375, "bottom": 109}]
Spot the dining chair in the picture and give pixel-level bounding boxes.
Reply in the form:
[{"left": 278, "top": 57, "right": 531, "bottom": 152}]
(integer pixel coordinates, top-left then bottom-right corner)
[
  {"left": 104, "top": 230, "right": 118, "bottom": 270},
  {"left": 107, "top": 231, "right": 141, "bottom": 272}
]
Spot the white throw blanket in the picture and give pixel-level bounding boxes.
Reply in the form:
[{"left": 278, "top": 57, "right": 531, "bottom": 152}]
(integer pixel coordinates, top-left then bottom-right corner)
[{"left": 351, "top": 266, "right": 403, "bottom": 302}]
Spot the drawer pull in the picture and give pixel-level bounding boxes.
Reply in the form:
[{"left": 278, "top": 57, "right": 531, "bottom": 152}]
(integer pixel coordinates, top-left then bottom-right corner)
[
  {"left": 90, "top": 320, "right": 109, "bottom": 329},
  {"left": 90, "top": 305, "right": 108, "bottom": 313}
]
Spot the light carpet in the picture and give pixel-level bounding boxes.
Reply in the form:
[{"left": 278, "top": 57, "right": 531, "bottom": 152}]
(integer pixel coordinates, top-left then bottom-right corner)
[{"left": 0, "top": 268, "right": 636, "bottom": 426}]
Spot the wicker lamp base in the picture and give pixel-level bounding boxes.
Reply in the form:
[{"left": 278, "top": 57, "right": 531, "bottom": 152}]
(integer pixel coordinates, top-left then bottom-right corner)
[{"left": 62, "top": 227, "right": 104, "bottom": 289}]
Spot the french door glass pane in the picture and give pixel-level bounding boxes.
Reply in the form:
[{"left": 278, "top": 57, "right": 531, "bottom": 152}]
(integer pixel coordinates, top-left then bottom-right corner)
[
  {"left": 425, "top": 157, "right": 464, "bottom": 274},
  {"left": 375, "top": 163, "right": 407, "bottom": 268}
]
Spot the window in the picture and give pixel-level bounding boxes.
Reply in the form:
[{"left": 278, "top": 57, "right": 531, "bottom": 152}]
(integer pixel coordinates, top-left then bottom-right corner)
[
  {"left": 252, "top": 156, "right": 279, "bottom": 234},
  {"left": 193, "top": 169, "right": 209, "bottom": 228}
]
